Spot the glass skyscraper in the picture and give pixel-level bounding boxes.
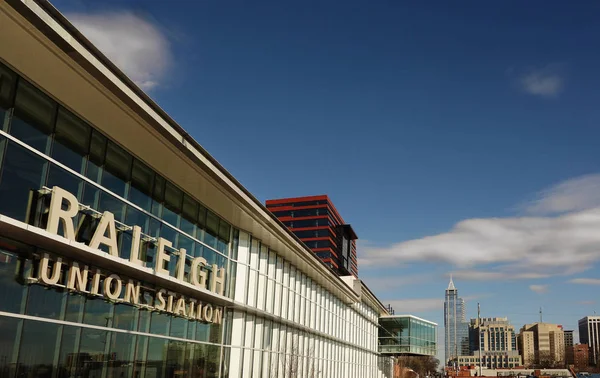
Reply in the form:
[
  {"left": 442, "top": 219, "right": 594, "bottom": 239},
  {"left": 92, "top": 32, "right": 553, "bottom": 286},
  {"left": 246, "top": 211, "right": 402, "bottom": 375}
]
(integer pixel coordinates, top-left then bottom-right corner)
[{"left": 444, "top": 277, "right": 469, "bottom": 364}]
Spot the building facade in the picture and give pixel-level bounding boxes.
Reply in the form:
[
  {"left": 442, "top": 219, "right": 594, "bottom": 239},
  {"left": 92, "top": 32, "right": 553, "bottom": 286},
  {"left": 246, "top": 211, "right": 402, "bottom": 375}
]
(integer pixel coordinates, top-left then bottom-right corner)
[
  {"left": 455, "top": 354, "right": 522, "bottom": 369},
  {"left": 266, "top": 195, "right": 358, "bottom": 276},
  {"left": 564, "top": 330, "right": 574, "bottom": 366},
  {"left": 518, "top": 323, "right": 565, "bottom": 368},
  {"left": 378, "top": 315, "right": 437, "bottom": 356},
  {"left": 579, "top": 316, "right": 600, "bottom": 366},
  {"left": 444, "top": 277, "right": 469, "bottom": 363},
  {"left": 460, "top": 317, "right": 520, "bottom": 368},
  {"left": 573, "top": 344, "right": 589, "bottom": 371},
  {"left": 0, "top": 1, "right": 392, "bottom": 377}
]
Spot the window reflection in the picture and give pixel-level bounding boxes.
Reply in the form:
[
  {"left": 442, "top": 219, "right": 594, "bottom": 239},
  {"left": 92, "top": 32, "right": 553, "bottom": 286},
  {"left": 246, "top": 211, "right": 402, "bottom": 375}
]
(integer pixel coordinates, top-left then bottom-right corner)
[
  {"left": 17, "top": 320, "right": 60, "bottom": 378},
  {"left": 0, "top": 141, "right": 46, "bottom": 223},
  {"left": 10, "top": 80, "right": 55, "bottom": 153}
]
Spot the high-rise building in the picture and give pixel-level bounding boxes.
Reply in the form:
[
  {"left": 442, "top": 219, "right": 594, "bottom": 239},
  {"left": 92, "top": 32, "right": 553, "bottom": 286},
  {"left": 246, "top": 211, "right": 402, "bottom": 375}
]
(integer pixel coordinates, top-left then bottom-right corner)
[
  {"left": 266, "top": 195, "right": 358, "bottom": 276},
  {"left": 444, "top": 277, "right": 469, "bottom": 363},
  {"left": 564, "top": 330, "right": 574, "bottom": 366},
  {"left": 579, "top": 316, "right": 600, "bottom": 366},
  {"left": 518, "top": 323, "right": 565, "bottom": 368}
]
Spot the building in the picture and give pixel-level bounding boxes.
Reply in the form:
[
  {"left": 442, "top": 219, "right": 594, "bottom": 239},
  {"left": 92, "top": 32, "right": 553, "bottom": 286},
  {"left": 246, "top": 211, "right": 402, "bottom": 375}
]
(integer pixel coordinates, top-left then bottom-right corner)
[
  {"left": 518, "top": 331, "right": 536, "bottom": 367},
  {"left": 378, "top": 315, "right": 438, "bottom": 356},
  {"left": 564, "top": 330, "right": 574, "bottom": 366},
  {"left": 518, "top": 323, "right": 565, "bottom": 368},
  {"left": 455, "top": 354, "right": 522, "bottom": 369},
  {"left": 460, "top": 317, "right": 520, "bottom": 368},
  {"left": 0, "top": 1, "right": 393, "bottom": 377},
  {"left": 266, "top": 195, "right": 358, "bottom": 276},
  {"left": 573, "top": 344, "right": 589, "bottom": 371},
  {"left": 444, "top": 277, "right": 470, "bottom": 363},
  {"left": 579, "top": 316, "right": 600, "bottom": 366},
  {"left": 469, "top": 317, "right": 517, "bottom": 354}
]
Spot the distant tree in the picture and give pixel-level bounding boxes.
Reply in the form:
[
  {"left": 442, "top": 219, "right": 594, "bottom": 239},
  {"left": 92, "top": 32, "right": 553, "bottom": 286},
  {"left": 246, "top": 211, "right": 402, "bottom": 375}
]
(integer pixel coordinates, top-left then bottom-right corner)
[{"left": 396, "top": 355, "right": 440, "bottom": 377}]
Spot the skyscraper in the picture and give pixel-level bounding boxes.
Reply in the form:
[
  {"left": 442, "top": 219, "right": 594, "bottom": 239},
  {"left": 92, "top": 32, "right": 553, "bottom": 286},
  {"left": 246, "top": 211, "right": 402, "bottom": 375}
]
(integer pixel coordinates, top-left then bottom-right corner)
[
  {"left": 579, "top": 316, "right": 600, "bottom": 366},
  {"left": 444, "top": 276, "right": 469, "bottom": 363}
]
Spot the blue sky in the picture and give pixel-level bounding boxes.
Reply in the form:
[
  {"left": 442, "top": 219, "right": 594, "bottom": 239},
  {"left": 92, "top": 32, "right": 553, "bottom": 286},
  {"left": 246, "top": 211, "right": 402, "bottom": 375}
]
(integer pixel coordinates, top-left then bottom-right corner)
[{"left": 53, "top": 0, "right": 600, "bottom": 361}]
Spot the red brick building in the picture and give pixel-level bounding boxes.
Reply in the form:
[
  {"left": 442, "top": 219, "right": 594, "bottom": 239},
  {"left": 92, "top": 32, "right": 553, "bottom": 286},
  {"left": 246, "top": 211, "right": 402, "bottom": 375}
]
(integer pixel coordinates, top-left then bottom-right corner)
[
  {"left": 266, "top": 195, "right": 358, "bottom": 276},
  {"left": 573, "top": 344, "right": 589, "bottom": 371}
]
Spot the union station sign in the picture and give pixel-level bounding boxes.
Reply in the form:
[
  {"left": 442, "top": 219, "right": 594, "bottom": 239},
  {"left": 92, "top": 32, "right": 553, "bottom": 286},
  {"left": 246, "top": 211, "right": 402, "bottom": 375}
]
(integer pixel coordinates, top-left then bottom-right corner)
[{"left": 34, "top": 186, "right": 227, "bottom": 324}]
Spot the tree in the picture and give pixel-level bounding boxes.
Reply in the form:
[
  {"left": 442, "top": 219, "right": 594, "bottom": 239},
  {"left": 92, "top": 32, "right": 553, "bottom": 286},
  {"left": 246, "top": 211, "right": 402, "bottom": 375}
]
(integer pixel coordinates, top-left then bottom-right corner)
[
  {"left": 272, "top": 336, "right": 320, "bottom": 378},
  {"left": 396, "top": 356, "right": 440, "bottom": 377}
]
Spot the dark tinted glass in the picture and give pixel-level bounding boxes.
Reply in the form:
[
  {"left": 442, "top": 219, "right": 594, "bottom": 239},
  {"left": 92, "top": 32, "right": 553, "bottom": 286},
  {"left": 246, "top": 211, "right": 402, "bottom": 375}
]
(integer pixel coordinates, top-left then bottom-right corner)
[
  {"left": 0, "top": 62, "right": 16, "bottom": 127},
  {"left": 17, "top": 320, "right": 60, "bottom": 378},
  {"left": 164, "top": 182, "right": 182, "bottom": 214},
  {"left": 88, "top": 129, "right": 106, "bottom": 167},
  {"left": 130, "top": 159, "right": 154, "bottom": 211},
  {"left": 52, "top": 107, "right": 90, "bottom": 172},
  {"left": 11, "top": 80, "right": 56, "bottom": 152},
  {"left": 0, "top": 141, "right": 46, "bottom": 222},
  {"left": 0, "top": 249, "right": 25, "bottom": 313}
]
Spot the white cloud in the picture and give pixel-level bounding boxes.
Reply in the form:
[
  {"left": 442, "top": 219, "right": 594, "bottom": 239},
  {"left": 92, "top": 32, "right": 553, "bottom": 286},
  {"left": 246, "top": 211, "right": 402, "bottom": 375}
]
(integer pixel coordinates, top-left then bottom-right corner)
[
  {"left": 451, "top": 270, "right": 550, "bottom": 281},
  {"left": 525, "top": 174, "right": 600, "bottom": 215},
  {"left": 67, "top": 11, "right": 172, "bottom": 90},
  {"left": 569, "top": 278, "right": 600, "bottom": 285},
  {"left": 520, "top": 65, "right": 563, "bottom": 98},
  {"left": 529, "top": 284, "right": 548, "bottom": 294},
  {"left": 359, "top": 173, "right": 600, "bottom": 277}
]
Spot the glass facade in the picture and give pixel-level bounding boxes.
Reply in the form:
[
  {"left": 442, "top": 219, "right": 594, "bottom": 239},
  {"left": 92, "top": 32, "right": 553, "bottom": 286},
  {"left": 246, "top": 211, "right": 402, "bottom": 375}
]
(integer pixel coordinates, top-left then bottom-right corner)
[
  {"left": 378, "top": 316, "right": 437, "bottom": 356},
  {"left": 0, "top": 53, "right": 391, "bottom": 378},
  {"left": 444, "top": 281, "right": 470, "bottom": 363}
]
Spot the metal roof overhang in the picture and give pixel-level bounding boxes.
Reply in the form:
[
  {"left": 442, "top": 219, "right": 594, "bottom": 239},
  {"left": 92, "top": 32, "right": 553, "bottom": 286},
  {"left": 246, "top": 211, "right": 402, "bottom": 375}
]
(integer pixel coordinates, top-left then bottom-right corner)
[{"left": 0, "top": 0, "right": 359, "bottom": 304}]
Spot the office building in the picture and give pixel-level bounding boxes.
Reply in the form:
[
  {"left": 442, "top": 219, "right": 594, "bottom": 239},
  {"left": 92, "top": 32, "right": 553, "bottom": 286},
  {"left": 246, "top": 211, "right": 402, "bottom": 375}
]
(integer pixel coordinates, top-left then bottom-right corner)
[
  {"left": 518, "top": 323, "right": 565, "bottom": 368},
  {"left": 378, "top": 315, "right": 438, "bottom": 356},
  {"left": 573, "top": 344, "right": 589, "bottom": 371},
  {"left": 444, "top": 277, "right": 470, "bottom": 363},
  {"left": 579, "top": 316, "right": 600, "bottom": 366},
  {"left": 0, "top": 1, "right": 393, "bottom": 377},
  {"left": 469, "top": 317, "right": 517, "bottom": 353},
  {"left": 266, "top": 195, "right": 358, "bottom": 276},
  {"left": 564, "top": 330, "right": 574, "bottom": 366},
  {"left": 451, "top": 317, "right": 522, "bottom": 369}
]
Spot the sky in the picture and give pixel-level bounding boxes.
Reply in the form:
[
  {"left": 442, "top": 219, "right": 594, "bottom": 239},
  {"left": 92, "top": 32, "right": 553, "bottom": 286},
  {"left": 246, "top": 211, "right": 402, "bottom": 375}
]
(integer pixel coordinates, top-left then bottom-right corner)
[{"left": 51, "top": 0, "right": 600, "bottom": 362}]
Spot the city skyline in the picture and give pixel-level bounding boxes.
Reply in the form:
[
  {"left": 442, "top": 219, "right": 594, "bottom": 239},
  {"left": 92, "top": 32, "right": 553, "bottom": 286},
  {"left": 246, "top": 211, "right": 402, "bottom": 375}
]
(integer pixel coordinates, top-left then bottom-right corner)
[{"left": 45, "top": 0, "right": 600, "bottom": 365}]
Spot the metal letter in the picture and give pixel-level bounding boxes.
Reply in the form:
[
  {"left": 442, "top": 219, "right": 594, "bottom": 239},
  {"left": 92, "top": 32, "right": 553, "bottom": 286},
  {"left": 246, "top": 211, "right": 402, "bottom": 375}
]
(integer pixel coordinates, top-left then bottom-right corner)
[
  {"left": 38, "top": 254, "right": 62, "bottom": 285},
  {"left": 89, "top": 211, "right": 119, "bottom": 257},
  {"left": 203, "top": 304, "right": 214, "bottom": 323},
  {"left": 155, "top": 289, "right": 166, "bottom": 310},
  {"left": 129, "top": 226, "right": 144, "bottom": 266},
  {"left": 154, "top": 238, "right": 171, "bottom": 276},
  {"left": 190, "top": 257, "right": 208, "bottom": 288},
  {"left": 124, "top": 280, "right": 140, "bottom": 304},
  {"left": 103, "top": 274, "right": 122, "bottom": 300},
  {"left": 175, "top": 248, "right": 186, "bottom": 281},
  {"left": 66, "top": 262, "right": 89, "bottom": 292},
  {"left": 210, "top": 264, "right": 226, "bottom": 296},
  {"left": 46, "top": 186, "right": 78, "bottom": 241}
]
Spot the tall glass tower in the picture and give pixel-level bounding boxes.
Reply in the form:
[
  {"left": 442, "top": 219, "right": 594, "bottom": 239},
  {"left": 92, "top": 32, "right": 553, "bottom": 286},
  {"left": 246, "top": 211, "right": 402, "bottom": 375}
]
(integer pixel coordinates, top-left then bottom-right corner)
[{"left": 444, "top": 276, "right": 469, "bottom": 364}]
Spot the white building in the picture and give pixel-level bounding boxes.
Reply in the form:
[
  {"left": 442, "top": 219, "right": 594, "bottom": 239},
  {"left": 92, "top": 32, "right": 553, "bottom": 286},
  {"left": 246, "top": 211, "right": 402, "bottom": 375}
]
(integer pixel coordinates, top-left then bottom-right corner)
[{"left": 0, "top": 1, "right": 393, "bottom": 377}]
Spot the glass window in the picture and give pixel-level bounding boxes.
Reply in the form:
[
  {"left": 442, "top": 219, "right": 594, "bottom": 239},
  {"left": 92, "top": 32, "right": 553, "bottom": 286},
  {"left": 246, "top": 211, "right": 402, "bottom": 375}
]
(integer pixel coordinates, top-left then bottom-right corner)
[
  {"left": 0, "top": 248, "right": 25, "bottom": 314},
  {"left": 88, "top": 130, "right": 106, "bottom": 168},
  {"left": 83, "top": 295, "right": 113, "bottom": 327},
  {"left": 0, "top": 141, "right": 46, "bottom": 222},
  {"left": 129, "top": 159, "right": 154, "bottom": 211},
  {"left": 26, "top": 283, "right": 64, "bottom": 320},
  {"left": 204, "top": 211, "right": 219, "bottom": 248},
  {"left": 46, "top": 163, "right": 81, "bottom": 200},
  {"left": 56, "top": 325, "right": 79, "bottom": 378},
  {"left": 151, "top": 175, "right": 165, "bottom": 217},
  {"left": 181, "top": 195, "right": 198, "bottom": 236},
  {"left": 10, "top": 80, "right": 56, "bottom": 152},
  {"left": 52, "top": 107, "right": 91, "bottom": 172},
  {"left": 79, "top": 328, "right": 109, "bottom": 377},
  {"left": 0, "top": 63, "right": 17, "bottom": 128},
  {"left": 102, "top": 141, "right": 131, "bottom": 196},
  {"left": 17, "top": 320, "right": 60, "bottom": 378}
]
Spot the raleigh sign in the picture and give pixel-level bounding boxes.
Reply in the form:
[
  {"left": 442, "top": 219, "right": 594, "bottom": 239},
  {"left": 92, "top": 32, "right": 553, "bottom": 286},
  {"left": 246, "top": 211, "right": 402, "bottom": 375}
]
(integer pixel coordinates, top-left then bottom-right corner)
[{"left": 35, "top": 186, "right": 227, "bottom": 324}]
